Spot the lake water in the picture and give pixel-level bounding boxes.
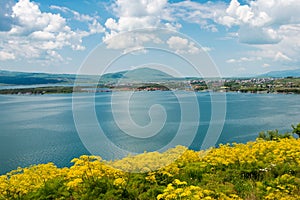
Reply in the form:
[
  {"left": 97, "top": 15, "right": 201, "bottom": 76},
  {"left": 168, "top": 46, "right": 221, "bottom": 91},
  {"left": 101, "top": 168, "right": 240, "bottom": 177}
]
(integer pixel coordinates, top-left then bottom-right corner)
[{"left": 0, "top": 92, "right": 299, "bottom": 174}]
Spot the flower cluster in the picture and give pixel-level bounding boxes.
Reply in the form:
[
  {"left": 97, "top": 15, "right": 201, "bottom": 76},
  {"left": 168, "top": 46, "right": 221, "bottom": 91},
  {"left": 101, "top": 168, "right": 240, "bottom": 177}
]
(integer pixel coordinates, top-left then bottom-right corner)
[
  {"left": 202, "top": 138, "right": 300, "bottom": 168},
  {"left": 157, "top": 179, "right": 242, "bottom": 200},
  {"left": 0, "top": 138, "right": 300, "bottom": 199}
]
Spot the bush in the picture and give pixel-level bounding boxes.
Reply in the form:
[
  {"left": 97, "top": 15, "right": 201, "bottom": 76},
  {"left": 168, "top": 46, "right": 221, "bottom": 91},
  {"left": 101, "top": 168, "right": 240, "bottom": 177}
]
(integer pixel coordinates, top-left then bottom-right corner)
[
  {"left": 258, "top": 129, "right": 293, "bottom": 141},
  {"left": 1, "top": 127, "right": 300, "bottom": 199}
]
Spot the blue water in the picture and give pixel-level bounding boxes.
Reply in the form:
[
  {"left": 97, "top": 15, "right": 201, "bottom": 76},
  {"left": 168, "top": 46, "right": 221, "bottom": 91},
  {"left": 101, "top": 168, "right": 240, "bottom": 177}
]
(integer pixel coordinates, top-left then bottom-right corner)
[{"left": 0, "top": 92, "right": 299, "bottom": 174}]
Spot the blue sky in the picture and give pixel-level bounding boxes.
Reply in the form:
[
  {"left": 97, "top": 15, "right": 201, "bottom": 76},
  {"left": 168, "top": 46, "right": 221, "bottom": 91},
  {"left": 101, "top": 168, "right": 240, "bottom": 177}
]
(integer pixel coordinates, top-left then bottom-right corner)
[{"left": 0, "top": 0, "right": 300, "bottom": 77}]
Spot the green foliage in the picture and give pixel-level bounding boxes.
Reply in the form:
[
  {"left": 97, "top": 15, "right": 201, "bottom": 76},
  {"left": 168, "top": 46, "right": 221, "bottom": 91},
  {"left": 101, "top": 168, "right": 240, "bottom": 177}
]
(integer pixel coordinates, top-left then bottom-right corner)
[
  {"left": 0, "top": 86, "right": 75, "bottom": 95},
  {"left": 1, "top": 126, "right": 300, "bottom": 199},
  {"left": 25, "top": 178, "right": 69, "bottom": 200},
  {"left": 258, "top": 129, "right": 293, "bottom": 141},
  {"left": 292, "top": 123, "right": 300, "bottom": 138}
]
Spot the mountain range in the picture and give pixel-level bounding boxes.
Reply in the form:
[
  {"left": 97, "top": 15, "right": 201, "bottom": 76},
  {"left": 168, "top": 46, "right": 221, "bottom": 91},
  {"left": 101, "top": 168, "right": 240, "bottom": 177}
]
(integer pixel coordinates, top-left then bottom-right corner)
[
  {"left": 0, "top": 68, "right": 176, "bottom": 85},
  {"left": 0, "top": 68, "right": 299, "bottom": 85},
  {"left": 259, "top": 69, "right": 300, "bottom": 78}
]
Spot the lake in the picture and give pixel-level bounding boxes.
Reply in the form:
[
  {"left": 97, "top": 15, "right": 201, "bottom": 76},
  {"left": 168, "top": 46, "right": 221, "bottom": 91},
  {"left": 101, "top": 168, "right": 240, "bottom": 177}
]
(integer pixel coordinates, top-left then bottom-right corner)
[{"left": 0, "top": 92, "right": 299, "bottom": 174}]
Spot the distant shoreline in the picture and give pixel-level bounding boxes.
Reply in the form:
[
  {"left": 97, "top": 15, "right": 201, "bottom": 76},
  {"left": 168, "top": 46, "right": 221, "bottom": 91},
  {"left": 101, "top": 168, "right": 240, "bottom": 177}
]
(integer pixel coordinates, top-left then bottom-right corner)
[
  {"left": 1, "top": 74, "right": 300, "bottom": 95},
  {"left": 0, "top": 85, "right": 299, "bottom": 95}
]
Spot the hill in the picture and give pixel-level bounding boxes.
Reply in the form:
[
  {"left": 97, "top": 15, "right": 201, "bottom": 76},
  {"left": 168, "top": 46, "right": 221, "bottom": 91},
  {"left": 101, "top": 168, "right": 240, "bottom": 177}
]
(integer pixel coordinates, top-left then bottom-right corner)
[
  {"left": 0, "top": 70, "right": 75, "bottom": 85},
  {"left": 103, "top": 68, "right": 175, "bottom": 82},
  {"left": 260, "top": 68, "right": 300, "bottom": 78},
  {"left": 0, "top": 68, "right": 176, "bottom": 86}
]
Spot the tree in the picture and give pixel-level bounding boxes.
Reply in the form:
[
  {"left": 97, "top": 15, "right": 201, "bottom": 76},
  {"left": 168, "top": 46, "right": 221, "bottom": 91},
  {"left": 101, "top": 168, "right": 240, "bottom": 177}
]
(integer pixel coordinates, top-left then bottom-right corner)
[
  {"left": 257, "top": 129, "right": 292, "bottom": 141},
  {"left": 292, "top": 123, "right": 300, "bottom": 138}
]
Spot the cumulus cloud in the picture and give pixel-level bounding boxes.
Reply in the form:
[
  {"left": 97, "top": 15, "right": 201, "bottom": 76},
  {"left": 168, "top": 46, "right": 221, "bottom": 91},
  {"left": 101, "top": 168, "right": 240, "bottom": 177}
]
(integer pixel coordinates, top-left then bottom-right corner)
[
  {"left": 102, "top": 0, "right": 300, "bottom": 61},
  {"left": 168, "top": 0, "right": 226, "bottom": 32},
  {"left": 103, "top": 0, "right": 181, "bottom": 50},
  {"left": 104, "top": 0, "right": 170, "bottom": 34},
  {"left": 0, "top": 51, "right": 15, "bottom": 60},
  {"left": 245, "top": 23, "right": 300, "bottom": 65},
  {"left": 2, "top": 0, "right": 300, "bottom": 68},
  {"left": 166, "top": 36, "right": 200, "bottom": 54},
  {"left": 217, "top": 0, "right": 275, "bottom": 44},
  {"left": 216, "top": 0, "right": 300, "bottom": 46},
  {"left": 207, "top": 0, "right": 300, "bottom": 66},
  {"left": 0, "top": 0, "right": 104, "bottom": 65},
  {"left": 218, "top": 0, "right": 256, "bottom": 27},
  {"left": 172, "top": 0, "right": 300, "bottom": 52},
  {"left": 158, "top": 0, "right": 300, "bottom": 68},
  {"left": 238, "top": 26, "right": 281, "bottom": 44},
  {"left": 104, "top": 31, "right": 162, "bottom": 53}
]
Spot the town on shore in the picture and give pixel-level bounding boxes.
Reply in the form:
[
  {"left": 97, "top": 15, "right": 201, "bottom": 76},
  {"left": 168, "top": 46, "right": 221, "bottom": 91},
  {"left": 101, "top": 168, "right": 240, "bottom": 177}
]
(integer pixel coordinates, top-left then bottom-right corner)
[{"left": 0, "top": 77, "right": 299, "bottom": 95}]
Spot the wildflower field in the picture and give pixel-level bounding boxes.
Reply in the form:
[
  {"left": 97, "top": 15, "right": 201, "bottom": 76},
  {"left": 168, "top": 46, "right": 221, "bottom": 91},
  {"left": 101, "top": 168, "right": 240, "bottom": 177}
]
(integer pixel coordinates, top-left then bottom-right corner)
[{"left": 1, "top": 127, "right": 300, "bottom": 199}]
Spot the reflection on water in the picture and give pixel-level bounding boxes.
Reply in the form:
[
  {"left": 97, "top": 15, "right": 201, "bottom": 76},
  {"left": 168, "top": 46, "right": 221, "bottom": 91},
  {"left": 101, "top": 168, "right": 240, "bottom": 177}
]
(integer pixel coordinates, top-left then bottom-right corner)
[{"left": 0, "top": 92, "right": 299, "bottom": 174}]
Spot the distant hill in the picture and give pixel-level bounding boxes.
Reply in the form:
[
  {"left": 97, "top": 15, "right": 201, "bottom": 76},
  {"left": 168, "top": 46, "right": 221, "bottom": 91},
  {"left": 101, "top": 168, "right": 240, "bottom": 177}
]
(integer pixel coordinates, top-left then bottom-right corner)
[
  {"left": 3, "top": 67, "right": 300, "bottom": 86},
  {"left": 0, "top": 70, "right": 76, "bottom": 85},
  {"left": 259, "top": 69, "right": 300, "bottom": 78},
  {"left": 97, "top": 67, "right": 176, "bottom": 82},
  {"left": 118, "top": 68, "right": 174, "bottom": 81},
  {"left": 0, "top": 68, "right": 176, "bottom": 85}
]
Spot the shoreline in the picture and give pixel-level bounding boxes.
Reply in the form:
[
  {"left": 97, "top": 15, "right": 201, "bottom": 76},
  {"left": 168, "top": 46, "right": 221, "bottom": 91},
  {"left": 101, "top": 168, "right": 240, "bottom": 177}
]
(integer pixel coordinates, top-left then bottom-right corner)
[{"left": 0, "top": 86, "right": 299, "bottom": 95}]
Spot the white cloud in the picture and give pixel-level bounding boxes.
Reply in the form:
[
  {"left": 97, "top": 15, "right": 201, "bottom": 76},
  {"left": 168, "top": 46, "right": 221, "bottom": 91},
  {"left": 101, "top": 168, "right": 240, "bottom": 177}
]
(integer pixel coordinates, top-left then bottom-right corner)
[
  {"left": 218, "top": 0, "right": 256, "bottom": 27},
  {"left": 104, "top": 31, "right": 162, "bottom": 54},
  {"left": 226, "top": 59, "right": 236, "bottom": 64},
  {"left": 103, "top": 0, "right": 213, "bottom": 54},
  {"left": 167, "top": 1, "right": 225, "bottom": 32},
  {"left": 226, "top": 56, "right": 261, "bottom": 63},
  {"left": 166, "top": 36, "right": 199, "bottom": 54},
  {"left": 217, "top": 0, "right": 276, "bottom": 28},
  {"left": 104, "top": 0, "right": 170, "bottom": 33},
  {"left": 0, "top": 51, "right": 15, "bottom": 60},
  {"left": 217, "top": 1, "right": 274, "bottom": 44},
  {"left": 167, "top": 36, "right": 188, "bottom": 49},
  {"left": 246, "top": 24, "right": 300, "bottom": 65},
  {"left": 262, "top": 63, "right": 270, "bottom": 68},
  {"left": 209, "top": 0, "right": 300, "bottom": 66},
  {"left": 30, "top": 31, "right": 55, "bottom": 40},
  {"left": 216, "top": 0, "right": 300, "bottom": 46},
  {"left": 274, "top": 52, "right": 292, "bottom": 61},
  {"left": 1, "top": 0, "right": 300, "bottom": 71},
  {"left": 50, "top": 5, "right": 105, "bottom": 34},
  {"left": 0, "top": 0, "right": 104, "bottom": 65},
  {"left": 251, "top": 0, "right": 300, "bottom": 25},
  {"left": 238, "top": 26, "right": 282, "bottom": 44},
  {"left": 89, "top": 19, "right": 105, "bottom": 34},
  {"left": 103, "top": 0, "right": 180, "bottom": 50},
  {"left": 50, "top": 5, "right": 95, "bottom": 22},
  {"left": 112, "top": 0, "right": 167, "bottom": 17},
  {"left": 104, "top": 18, "right": 118, "bottom": 31},
  {"left": 202, "top": 47, "right": 212, "bottom": 52},
  {"left": 163, "top": 0, "right": 300, "bottom": 57}
]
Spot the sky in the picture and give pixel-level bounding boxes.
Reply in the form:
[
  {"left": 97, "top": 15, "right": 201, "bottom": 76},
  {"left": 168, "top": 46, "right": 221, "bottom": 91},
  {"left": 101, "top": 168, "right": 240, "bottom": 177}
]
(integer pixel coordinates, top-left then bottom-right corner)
[{"left": 0, "top": 0, "right": 300, "bottom": 77}]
